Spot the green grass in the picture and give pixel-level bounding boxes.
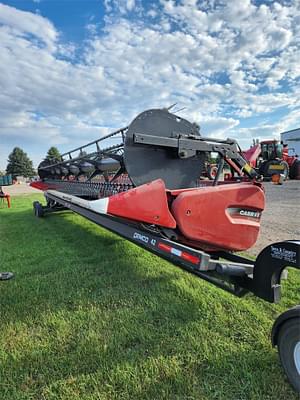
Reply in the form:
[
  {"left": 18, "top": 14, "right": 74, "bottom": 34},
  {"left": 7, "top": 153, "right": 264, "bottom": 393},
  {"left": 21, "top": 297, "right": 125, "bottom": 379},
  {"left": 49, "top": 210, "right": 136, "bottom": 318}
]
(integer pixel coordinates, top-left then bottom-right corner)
[{"left": 0, "top": 194, "right": 299, "bottom": 400}]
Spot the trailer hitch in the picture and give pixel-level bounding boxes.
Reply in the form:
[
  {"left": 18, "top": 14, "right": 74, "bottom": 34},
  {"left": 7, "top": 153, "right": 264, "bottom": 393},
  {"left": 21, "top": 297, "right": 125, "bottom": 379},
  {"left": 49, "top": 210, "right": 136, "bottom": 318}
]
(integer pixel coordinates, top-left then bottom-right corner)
[
  {"left": 228, "top": 241, "right": 300, "bottom": 303},
  {"left": 214, "top": 241, "right": 299, "bottom": 303},
  {"left": 250, "top": 241, "right": 300, "bottom": 302}
]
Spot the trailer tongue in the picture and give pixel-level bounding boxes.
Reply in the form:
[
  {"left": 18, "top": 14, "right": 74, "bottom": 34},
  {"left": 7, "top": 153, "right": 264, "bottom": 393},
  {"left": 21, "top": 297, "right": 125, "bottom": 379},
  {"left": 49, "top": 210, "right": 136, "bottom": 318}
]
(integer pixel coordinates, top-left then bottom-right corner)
[{"left": 31, "top": 108, "right": 300, "bottom": 392}]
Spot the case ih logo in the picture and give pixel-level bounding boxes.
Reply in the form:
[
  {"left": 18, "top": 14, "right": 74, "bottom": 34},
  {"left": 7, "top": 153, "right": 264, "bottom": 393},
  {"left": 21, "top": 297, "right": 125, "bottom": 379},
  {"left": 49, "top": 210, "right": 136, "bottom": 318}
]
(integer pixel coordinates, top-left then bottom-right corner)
[
  {"left": 228, "top": 208, "right": 261, "bottom": 219},
  {"left": 239, "top": 210, "right": 261, "bottom": 218}
]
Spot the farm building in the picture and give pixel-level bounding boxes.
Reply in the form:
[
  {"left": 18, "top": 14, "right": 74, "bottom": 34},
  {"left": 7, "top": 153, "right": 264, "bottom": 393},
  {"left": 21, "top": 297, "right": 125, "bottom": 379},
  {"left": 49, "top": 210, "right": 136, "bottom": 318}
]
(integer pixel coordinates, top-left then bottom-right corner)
[{"left": 280, "top": 128, "right": 300, "bottom": 156}]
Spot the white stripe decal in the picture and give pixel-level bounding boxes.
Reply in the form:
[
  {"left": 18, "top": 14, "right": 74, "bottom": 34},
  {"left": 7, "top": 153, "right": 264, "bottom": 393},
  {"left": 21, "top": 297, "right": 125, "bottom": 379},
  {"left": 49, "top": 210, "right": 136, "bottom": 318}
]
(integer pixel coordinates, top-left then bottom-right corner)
[
  {"left": 89, "top": 198, "right": 109, "bottom": 214},
  {"left": 171, "top": 248, "right": 182, "bottom": 257},
  {"left": 47, "top": 190, "right": 108, "bottom": 214},
  {"left": 47, "top": 190, "right": 91, "bottom": 208}
]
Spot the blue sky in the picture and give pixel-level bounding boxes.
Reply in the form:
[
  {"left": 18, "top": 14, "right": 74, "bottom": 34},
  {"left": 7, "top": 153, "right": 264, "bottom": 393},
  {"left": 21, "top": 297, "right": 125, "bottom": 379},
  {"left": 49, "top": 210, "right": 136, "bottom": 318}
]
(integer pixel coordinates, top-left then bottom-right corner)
[{"left": 0, "top": 0, "right": 300, "bottom": 170}]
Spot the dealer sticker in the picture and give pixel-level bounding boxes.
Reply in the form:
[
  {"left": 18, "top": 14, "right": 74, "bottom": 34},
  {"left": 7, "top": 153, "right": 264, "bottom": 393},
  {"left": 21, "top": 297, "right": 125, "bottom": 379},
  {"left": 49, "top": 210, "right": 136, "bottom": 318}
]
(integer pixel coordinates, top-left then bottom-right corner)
[{"left": 270, "top": 246, "right": 297, "bottom": 264}]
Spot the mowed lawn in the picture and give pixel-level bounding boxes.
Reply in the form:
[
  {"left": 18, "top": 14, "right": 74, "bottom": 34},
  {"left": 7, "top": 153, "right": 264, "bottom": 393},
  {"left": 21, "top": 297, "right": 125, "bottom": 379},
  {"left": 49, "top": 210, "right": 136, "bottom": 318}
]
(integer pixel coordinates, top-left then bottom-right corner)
[{"left": 0, "top": 194, "right": 299, "bottom": 400}]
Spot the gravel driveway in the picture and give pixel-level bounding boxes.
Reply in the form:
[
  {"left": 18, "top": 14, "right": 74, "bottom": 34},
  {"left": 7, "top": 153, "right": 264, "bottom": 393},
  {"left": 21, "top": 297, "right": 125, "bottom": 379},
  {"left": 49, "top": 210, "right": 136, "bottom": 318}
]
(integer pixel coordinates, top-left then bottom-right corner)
[
  {"left": 249, "top": 180, "right": 300, "bottom": 256},
  {"left": 3, "top": 182, "right": 40, "bottom": 196}
]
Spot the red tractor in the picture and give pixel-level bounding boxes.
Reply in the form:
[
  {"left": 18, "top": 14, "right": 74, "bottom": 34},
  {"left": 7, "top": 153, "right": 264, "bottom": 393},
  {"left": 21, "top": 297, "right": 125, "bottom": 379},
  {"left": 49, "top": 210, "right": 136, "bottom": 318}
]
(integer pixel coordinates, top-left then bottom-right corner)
[{"left": 243, "top": 139, "right": 300, "bottom": 180}]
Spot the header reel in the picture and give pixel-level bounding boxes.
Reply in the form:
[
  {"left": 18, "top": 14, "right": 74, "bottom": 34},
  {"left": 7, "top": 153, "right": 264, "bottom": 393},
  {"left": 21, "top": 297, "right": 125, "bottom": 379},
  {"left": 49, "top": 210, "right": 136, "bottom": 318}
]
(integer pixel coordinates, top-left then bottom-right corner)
[{"left": 38, "top": 108, "right": 259, "bottom": 191}]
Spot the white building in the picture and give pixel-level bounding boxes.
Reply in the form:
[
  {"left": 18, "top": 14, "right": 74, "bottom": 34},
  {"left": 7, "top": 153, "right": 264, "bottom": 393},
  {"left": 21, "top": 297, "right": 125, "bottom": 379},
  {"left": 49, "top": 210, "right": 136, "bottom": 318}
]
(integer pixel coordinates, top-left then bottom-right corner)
[{"left": 280, "top": 128, "right": 300, "bottom": 156}]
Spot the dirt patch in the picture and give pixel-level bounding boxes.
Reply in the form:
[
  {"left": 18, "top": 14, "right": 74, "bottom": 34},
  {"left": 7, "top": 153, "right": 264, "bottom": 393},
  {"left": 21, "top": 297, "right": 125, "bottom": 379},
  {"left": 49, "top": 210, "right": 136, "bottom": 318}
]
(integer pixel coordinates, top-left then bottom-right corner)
[{"left": 2, "top": 183, "right": 41, "bottom": 196}]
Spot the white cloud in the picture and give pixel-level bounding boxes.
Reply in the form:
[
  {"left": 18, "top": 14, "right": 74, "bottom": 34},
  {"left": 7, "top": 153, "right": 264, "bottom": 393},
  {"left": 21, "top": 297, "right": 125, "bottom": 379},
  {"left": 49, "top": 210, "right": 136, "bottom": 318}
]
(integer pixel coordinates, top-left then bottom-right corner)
[
  {"left": 104, "top": 0, "right": 137, "bottom": 14},
  {"left": 199, "top": 116, "right": 240, "bottom": 139},
  {"left": 0, "top": 3, "right": 57, "bottom": 51}
]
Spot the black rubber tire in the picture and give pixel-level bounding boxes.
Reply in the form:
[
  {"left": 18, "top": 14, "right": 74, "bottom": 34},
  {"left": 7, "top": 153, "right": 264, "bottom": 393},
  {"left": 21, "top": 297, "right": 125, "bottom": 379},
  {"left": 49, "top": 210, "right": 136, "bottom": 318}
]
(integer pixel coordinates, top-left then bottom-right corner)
[
  {"left": 259, "top": 160, "right": 289, "bottom": 180},
  {"left": 258, "top": 160, "right": 268, "bottom": 176},
  {"left": 277, "top": 318, "right": 300, "bottom": 393},
  {"left": 33, "top": 201, "right": 44, "bottom": 218},
  {"left": 279, "top": 160, "right": 289, "bottom": 181},
  {"left": 289, "top": 159, "right": 300, "bottom": 179}
]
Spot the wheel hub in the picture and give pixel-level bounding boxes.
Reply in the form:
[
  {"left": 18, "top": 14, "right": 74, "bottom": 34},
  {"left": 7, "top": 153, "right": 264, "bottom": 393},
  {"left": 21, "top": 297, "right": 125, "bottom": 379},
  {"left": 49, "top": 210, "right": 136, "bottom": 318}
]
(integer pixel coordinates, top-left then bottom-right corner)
[{"left": 294, "top": 341, "right": 300, "bottom": 375}]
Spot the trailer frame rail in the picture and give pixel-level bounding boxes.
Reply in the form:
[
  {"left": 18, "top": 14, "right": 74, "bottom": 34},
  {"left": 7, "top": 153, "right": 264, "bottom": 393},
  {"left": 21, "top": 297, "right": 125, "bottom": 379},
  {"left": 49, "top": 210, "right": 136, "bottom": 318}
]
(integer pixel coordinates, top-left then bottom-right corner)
[{"left": 33, "top": 190, "right": 299, "bottom": 304}]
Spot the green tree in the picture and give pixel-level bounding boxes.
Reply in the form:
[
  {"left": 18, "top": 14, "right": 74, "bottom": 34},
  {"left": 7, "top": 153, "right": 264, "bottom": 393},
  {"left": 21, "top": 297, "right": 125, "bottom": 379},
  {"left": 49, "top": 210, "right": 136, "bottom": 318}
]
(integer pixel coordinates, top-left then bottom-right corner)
[
  {"left": 6, "top": 147, "right": 35, "bottom": 178},
  {"left": 45, "top": 146, "right": 61, "bottom": 162}
]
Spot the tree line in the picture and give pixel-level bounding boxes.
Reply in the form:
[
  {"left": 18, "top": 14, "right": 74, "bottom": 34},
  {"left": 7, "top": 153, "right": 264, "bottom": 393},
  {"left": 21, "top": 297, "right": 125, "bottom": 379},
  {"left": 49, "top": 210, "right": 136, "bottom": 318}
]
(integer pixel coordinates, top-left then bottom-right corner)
[{"left": 2, "top": 146, "right": 61, "bottom": 179}]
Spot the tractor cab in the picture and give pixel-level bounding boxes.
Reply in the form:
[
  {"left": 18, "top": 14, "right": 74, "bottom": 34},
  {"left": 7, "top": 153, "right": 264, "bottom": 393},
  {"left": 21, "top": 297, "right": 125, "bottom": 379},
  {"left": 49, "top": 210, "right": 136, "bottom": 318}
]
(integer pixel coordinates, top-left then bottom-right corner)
[{"left": 260, "top": 140, "right": 283, "bottom": 161}]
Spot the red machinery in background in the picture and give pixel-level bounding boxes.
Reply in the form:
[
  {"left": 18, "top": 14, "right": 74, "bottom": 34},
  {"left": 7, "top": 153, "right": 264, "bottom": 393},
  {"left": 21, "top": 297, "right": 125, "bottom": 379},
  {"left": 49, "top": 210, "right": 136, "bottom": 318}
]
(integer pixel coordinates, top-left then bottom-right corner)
[
  {"left": 243, "top": 139, "right": 300, "bottom": 180},
  {"left": 0, "top": 174, "right": 13, "bottom": 208}
]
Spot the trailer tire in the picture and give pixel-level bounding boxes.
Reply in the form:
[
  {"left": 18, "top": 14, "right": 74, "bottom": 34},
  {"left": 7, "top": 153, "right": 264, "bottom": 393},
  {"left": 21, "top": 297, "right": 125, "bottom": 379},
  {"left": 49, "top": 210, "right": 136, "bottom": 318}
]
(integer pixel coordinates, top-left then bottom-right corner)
[
  {"left": 33, "top": 201, "right": 44, "bottom": 218},
  {"left": 277, "top": 318, "right": 300, "bottom": 393}
]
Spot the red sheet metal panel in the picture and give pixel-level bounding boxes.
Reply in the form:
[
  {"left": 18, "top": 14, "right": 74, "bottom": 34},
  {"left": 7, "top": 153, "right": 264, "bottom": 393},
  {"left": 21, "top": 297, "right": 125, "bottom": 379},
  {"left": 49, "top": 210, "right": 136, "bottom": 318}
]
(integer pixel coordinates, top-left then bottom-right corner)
[
  {"left": 108, "top": 179, "right": 177, "bottom": 228},
  {"left": 171, "top": 183, "right": 265, "bottom": 252}
]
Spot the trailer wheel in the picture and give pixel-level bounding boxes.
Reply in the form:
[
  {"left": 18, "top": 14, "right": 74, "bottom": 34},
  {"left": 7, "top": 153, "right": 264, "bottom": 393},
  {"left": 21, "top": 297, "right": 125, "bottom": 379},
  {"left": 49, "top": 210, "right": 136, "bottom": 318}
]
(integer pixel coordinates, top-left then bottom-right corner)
[
  {"left": 33, "top": 201, "right": 44, "bottom": 218},
  {"left": 277, "top": 318, "right": 300, "bottom": 393}
]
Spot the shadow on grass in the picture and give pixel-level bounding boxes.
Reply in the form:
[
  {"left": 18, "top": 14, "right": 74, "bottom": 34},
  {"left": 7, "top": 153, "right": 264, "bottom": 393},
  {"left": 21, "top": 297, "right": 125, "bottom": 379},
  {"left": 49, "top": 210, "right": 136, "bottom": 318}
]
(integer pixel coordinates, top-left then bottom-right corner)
[
  {"left": 0, "top": 205, "right": 297, "bottom": 399},
  {"left": 1, "top": 207, "right": 201, "bottom": 320}
]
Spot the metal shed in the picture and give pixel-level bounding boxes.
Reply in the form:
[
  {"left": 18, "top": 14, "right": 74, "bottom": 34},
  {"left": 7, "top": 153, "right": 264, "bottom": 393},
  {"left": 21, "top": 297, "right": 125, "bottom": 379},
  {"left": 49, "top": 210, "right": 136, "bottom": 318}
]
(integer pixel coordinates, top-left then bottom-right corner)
[{"left": 281, "top": 128, "right": 300, "bottom": 156}]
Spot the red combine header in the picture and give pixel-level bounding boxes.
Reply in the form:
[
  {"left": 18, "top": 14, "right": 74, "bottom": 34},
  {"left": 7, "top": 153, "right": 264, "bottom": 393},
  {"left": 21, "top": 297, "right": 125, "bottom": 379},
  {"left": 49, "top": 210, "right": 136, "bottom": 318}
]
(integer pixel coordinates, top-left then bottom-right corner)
[{"left": 31, "top": 108, "right": 300, "bottom": 392}]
